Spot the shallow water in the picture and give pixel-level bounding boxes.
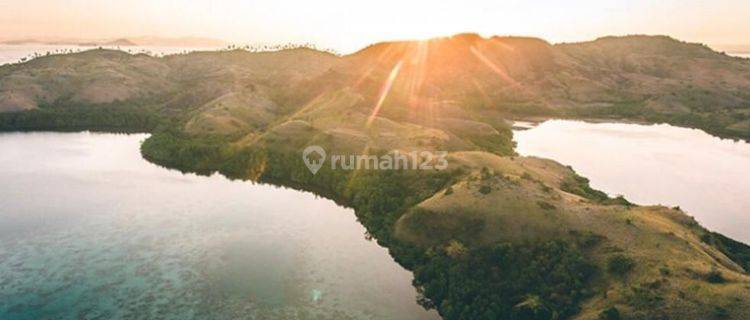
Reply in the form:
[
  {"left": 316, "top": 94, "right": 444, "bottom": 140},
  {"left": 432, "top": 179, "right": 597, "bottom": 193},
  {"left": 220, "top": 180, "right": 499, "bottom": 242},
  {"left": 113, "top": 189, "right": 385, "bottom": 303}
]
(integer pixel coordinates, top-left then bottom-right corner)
[
  {"left": 514, "top": 120, "right": 750, "bottom": 243},
  {"left": 0, "top": 132, "right": 439, "bottom": 320}
]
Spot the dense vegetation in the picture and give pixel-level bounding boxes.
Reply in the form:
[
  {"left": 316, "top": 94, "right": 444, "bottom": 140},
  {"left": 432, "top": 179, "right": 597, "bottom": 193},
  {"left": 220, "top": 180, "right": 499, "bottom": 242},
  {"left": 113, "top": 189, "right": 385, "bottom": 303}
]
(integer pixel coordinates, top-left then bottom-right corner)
[
  {"left": 560, "top": 173, "right": 632, "bottom": 206},
  {"left": 565, "top": 104, "right": 750, "bottom": 141},
  {"left": 701, "top": 232, "right": 750, "bottom": 272},
  {"left": 140, "top": 130, "right": 233, "bottom": 175},
  {"left": 414, "top": 241, "right": 594, "bottom": 320},
  {"left": 0, "top": 105, "right": 162, "bottom": 133}
]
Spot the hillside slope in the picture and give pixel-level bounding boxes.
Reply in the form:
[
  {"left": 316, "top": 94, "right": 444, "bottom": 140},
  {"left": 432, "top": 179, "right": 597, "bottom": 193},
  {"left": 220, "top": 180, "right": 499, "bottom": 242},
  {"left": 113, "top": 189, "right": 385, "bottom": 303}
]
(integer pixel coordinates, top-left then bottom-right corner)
[
  {"left": 338, "top": 34, "right": 750, "bottom": 139},
  {"left": 2, "top": 34, "right": 750, "bottom": 138}
]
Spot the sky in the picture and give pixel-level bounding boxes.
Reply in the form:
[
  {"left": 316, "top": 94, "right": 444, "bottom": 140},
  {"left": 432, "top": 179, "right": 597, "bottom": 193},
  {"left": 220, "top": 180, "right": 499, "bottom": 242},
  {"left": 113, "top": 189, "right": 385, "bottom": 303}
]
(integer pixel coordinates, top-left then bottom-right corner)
[{"left": 0, "top": 0, "right": 748, "bottom": 53}]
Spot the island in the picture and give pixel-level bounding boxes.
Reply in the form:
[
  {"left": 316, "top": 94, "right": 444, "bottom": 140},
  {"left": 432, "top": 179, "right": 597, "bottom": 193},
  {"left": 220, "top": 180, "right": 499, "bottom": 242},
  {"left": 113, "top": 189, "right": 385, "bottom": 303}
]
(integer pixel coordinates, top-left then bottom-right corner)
[{"left": 1, "top": 33, "right": 750, "bottom": 320}]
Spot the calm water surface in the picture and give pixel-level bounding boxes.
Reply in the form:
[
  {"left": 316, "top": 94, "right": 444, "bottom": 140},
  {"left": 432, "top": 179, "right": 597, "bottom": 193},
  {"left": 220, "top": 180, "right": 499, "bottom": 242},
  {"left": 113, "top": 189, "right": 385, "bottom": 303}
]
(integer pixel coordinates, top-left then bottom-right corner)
[
  {"left": 0, "top": 132, "right": 438, "bottom": 320},
  {"left": 515, "top": 120, "right": 750, "bottom": 243}
]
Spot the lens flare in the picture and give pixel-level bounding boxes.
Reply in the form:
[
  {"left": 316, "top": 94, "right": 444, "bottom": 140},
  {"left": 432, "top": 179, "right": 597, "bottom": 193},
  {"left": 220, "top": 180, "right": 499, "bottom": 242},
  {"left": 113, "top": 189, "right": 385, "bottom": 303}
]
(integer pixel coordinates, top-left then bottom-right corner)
[
  {"left": 469, "top": 45, "right": 518, "bottom": 86},
  {"left": 366, "top": 60, "right": 403, "bottom": 127}
]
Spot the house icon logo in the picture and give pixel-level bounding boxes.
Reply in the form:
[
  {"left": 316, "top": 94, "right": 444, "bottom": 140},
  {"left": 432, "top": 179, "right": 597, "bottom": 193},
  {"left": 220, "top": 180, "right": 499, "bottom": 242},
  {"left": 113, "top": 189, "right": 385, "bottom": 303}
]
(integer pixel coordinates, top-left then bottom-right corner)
[{"left": 302, "top": 145, "right": 326, "bottom": 175}]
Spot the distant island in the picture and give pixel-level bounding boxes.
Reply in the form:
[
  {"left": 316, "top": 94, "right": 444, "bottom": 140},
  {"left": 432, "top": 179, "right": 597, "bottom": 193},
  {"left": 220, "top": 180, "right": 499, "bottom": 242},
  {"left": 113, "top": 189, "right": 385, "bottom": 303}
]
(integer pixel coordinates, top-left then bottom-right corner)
[
  {"left": 0, "top": 36, "right": 228, "bottom": 47},
  {"left": 1, "top": 33, "right": 750, "bottom": 320}
]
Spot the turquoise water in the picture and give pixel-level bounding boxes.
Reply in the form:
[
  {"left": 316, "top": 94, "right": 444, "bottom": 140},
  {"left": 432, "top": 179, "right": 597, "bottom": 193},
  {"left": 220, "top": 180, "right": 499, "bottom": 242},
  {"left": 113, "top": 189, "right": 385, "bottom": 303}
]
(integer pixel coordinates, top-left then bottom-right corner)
[
  {"left": 0, "top": 132, "right": 439, "bottom": 320},
  {"left": 515, "top": 120, "right": 750, "bottom": 243}
]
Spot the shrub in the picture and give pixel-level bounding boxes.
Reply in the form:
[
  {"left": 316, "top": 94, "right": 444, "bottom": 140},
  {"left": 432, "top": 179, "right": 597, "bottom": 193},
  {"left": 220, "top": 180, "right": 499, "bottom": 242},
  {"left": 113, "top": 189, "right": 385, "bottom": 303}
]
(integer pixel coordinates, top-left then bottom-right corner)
[
  {"left": 479, "top": 185, "right": 492, "bottom": 194},
  {"left": 445, "top": 240, "right": 467, "bottom": 258},
  {"left": 599, "top": 307, "right": 621, "bottom": 320},
  {"left": 537, "top": 201, "right": 556, "bottom": 210},
  {"left": 713, "top": 306, "right": 730, "bottom": 319},
  {"left": 514, "top": 295, "right": 552, "bottom": 320},
  {"left": 480, "top": 167, "right": 493, "bottom": 180},
  {"left": 626, "top": 284, "right": 664, "bottom": 309},
  {"left": 659, "top": 266, "right": 671, "bottom": 276},
  {"left": 607, "top": 254, "right": 636, "bottom": 276},
  {"left": 444, "top": 186, "right": 454, "bottom": 195},
  {"left": 560, "top": 173, "right": 609, "bottom": 202},
  {"left": 569, "top": 230, "right": 606, "bottom": 249},
  {"left": 705, "top": 269, "right": 725, "bottom": 284},
  {"left": 540, "top": 184, "right": 552, "bottom": 193}
]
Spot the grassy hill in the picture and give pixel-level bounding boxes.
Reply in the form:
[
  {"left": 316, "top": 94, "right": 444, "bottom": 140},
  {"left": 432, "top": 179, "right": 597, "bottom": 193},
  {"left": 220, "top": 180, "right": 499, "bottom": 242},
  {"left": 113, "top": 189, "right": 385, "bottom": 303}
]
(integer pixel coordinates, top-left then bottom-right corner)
[
  {"left": 2, "top": 34, "right": 750, "bottom": 319},
  {"left": 2, "top": 34, "right": 749, "bottom": 139}
]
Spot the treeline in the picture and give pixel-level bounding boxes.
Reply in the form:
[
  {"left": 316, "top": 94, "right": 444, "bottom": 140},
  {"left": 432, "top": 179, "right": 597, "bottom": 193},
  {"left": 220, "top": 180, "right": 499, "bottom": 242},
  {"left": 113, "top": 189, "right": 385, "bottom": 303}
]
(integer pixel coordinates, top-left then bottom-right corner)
[
  {"left": 560, "top": 173, "right": 632, "bottom": 206},
  {"left": 465, "top": 94, "right": 750, "bottom": 142},
  {"left": 0, "top": 106, "right": 162, "bottom": 133},
  {"left": 140, "top": 130, "right": 234, "bottom": 175},
  {"left": 565, "top": 103, "right": 750, "bottom": 141}
]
